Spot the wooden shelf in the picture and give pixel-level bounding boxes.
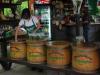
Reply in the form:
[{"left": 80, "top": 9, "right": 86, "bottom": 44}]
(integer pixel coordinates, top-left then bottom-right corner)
[
  {"left": 90, "top": 23, "right": 100, "bottom": 25},
  {"left": 0, "top": 19, "right": 19, "bottom": 23},
  {"left": 0, "top": 57, "right": 68, "bottom": 72},
  {"left": 0, "top": 57, "right": 100, "bottom": 75},
  {"left": 0, "top": 3, "right": 20, "bottom": 8},
  {"left": 34, "top": 4, "right": 51, "bottom": 7},
  {"left": 0, "top": 20, "right": 19, "bottom": 27}
]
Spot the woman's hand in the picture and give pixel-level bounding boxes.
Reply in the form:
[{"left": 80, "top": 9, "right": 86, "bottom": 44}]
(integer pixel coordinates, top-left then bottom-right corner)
[
  {"left": 33, "top": 23, "right": 43, "bottom": 33},
  {"left": 36, "top": 23, "right": 43, "bottom": 29},
  {"left": 15, "top": 27, "right": 26, "bottom": 35}
]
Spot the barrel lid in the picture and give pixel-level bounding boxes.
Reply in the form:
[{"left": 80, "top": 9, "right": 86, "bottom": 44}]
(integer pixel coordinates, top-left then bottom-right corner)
[
  {"left": 76, "top": 42, "right": 98, "bottom": 51},
  {"left": 47, "top": 41, "right": 69, "bottom": 48},
  {"left": 10, "top": 40, "right": 26, "bottom": 44},
  {"left": 26, "top": 40, "right": 45, "bottom": 46}
]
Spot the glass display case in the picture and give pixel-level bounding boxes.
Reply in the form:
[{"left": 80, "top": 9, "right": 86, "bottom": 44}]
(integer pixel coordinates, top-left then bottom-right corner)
[{"left": 33, "top": 1, "right": 51, "bottom": 40}]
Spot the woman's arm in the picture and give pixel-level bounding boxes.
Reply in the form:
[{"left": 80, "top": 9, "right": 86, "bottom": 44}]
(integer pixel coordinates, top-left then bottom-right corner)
[
  {"left": 32, "top": 16, "right": 43, "bottom": 33},
  {"left": 33, "top": 22, "right": 43, "bottom": 33},
  {"left": 15, "top": 26, "right": 27, "bottom": 42},
  {"left": 15, "top": 26, "right": 20, "bottom": 42}
]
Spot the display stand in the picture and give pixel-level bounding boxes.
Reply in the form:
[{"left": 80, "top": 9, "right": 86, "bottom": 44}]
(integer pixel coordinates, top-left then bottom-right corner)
[{"left": 0, "top": 28, "right": 100, "bottom": 75}]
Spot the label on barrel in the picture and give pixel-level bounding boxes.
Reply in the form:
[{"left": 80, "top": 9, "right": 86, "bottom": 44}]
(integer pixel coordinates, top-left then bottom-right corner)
[
  {"left": 74, "top": 55, "right": 92, "bottom": 64},
  {"left": 48, "top": 56, "right": 64, "bottom": 60},
  {"left": 27, "top": 51, "right": 44, "bottom": 61},
  {"left": 28, "top": 52, "right": 44, "bottom": 58},
  {"left": 78, "top": 48, "right": 93, "bottom": 52},
  {"left": 48, "top": 50, "right": 65, "bottom": 60},
  {"left": 27, "top": 51, "right": 45, "bottom": 63}
]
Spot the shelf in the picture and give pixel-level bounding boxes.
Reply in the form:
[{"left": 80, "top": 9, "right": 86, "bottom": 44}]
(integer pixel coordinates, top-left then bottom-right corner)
[
  {"left": 0, "top": 35, "right": 26, "bottom": 42},
  {"left": 0, "top": 57, "right": 100, "bottom": 75},
  {"left": 66, "top": 22, "right": 100, "bottom": 26},
  {"left": 0, "top": 20, "right": 19, "bottom": 26},
  {"left": 34, "top": 4, "right": 51, "bottom": 7},
  {"left": 0, "top": 3, "right": 20, "bottom": 8},
  {"left": 64, "top": 4, "right": 72, "bottom": 6},
  {"left": 0, "top": 19, "right": 19, "bottom": 22},
  {"left": 90, "top": 23, "right": 100, "bottom": 25},
  {"left": 0, "top": 57, "right": 68, "bottom": 72}
]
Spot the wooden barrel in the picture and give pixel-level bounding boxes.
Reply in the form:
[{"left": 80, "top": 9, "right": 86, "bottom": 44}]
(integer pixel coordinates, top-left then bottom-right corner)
[
  {"left": 10, "top": 41, "right": 26, "bottom": 60},
  {"left": 26, "top": 40, "right": 45, "bottom": 64},
  {"left": 72, "top": 43, "right": 100, "bottom": 74},
  {"left": 47, "top": 41, "right": 71, "bottom": 69}
]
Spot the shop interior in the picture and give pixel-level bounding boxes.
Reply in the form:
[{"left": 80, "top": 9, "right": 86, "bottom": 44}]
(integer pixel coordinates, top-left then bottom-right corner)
[{"left": 0, "top": 0, "right": 100, "bottom": 75}]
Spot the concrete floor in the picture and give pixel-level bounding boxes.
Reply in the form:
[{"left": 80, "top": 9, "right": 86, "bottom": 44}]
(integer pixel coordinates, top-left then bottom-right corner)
[
  {"left": 1, "top": 63, "right": 98, "bottom": 75},
  {"left": 0, "top": 63, "right": 66, "bottom": 75},
  {"left": 1, "top": 64, "right": 99, "bottom": 75},
  {"left": 0, "top": 64, "right": 45, "bottom": 75}
]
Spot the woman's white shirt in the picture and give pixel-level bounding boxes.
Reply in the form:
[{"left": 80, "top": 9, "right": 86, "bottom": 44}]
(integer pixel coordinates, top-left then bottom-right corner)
[{"left": 18, "top": 16, "right": 39, "bottom": 27}]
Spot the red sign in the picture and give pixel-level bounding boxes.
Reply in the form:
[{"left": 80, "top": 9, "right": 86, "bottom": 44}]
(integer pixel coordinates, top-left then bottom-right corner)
[
  {"left": 29, "top": 0, "right": 35, "bottom": 10},
  {"left": 35, "top": 0, "right": 50, "bottom": 4},
  {"left": 97, "top": 1, "right": 100, "bottom": 6}
]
